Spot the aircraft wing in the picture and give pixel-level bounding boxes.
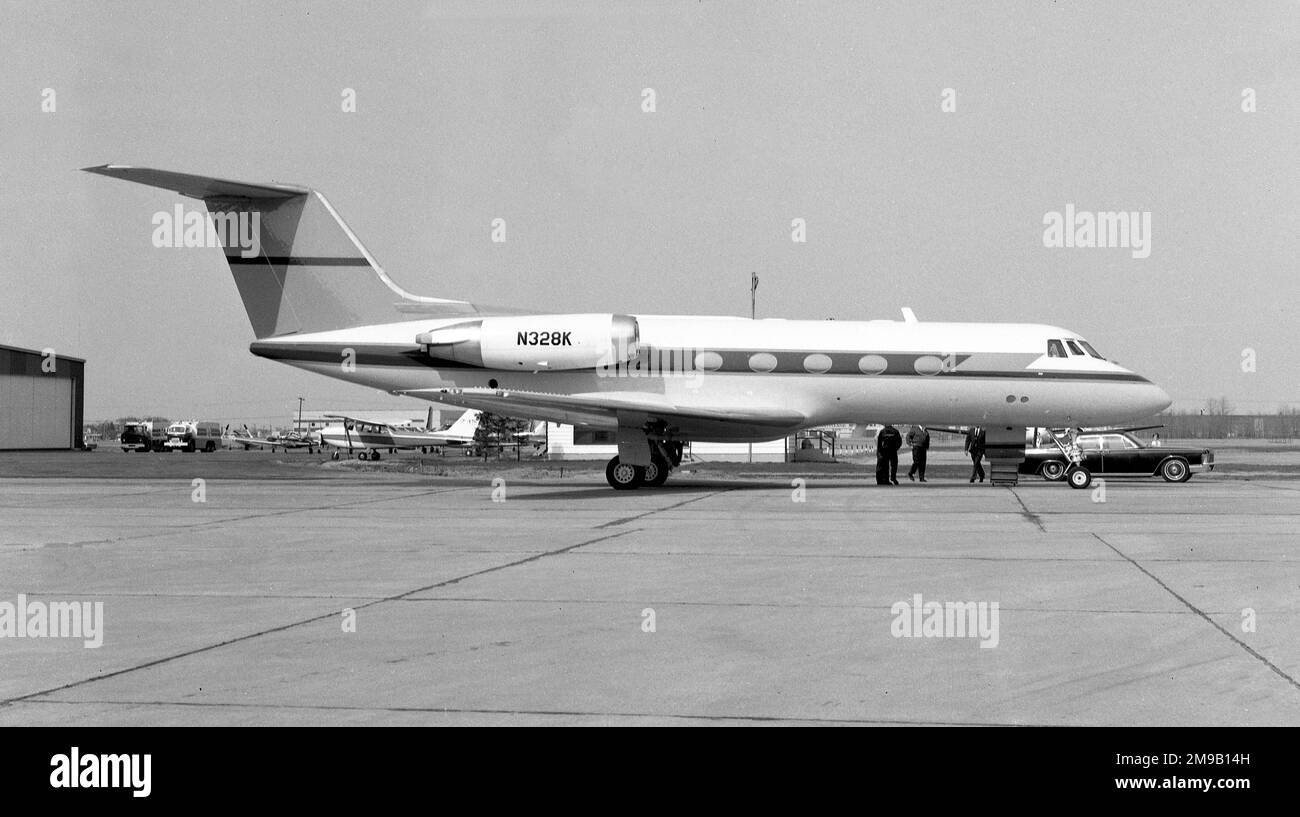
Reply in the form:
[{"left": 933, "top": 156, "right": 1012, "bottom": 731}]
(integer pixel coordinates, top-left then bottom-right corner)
[
  {"left": 397, "top": 388, "right": 806, "bottom": 436},
  {"left": 924, "top": 425, "right": 968, "bottom": 436},
  {"left": 321, "top": 413, "right": 399, "bottom": 430},
  {"left": 319, "top": 413, "right": 444, "bottom": 433},
  {"left": 1079, "top": 424, "right": 1164, "bottom": 434}
]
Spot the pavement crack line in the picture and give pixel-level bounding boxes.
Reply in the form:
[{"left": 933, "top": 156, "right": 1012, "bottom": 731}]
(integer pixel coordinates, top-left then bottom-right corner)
[
  {"left": 1008, "top": 488, "right": 1046, "bottom": 533},
  {"left": 11, "top": 698, "right": 1037, "bottom": 726},
  {"left": 595, "top": 488, "right": 733, "bottom": 529},
  {"left": 1089, "top": 531, "right": 1300, "bottom": 693},
  {"left": 27, "top": 486, "right": 476, "bottom": 550},
  {"left": 0, "top": 527, "right": 639, "bottom": 708}
]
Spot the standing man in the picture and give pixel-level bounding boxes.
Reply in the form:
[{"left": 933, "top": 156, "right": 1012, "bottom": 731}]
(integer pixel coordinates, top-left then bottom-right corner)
[
  {"left": 964, "top": 425, "right": 986, "bottom": 483},
  {"left": 906, "top": 424, "right": 930, "bottom": 482},
  {"left": 877, "top": 424, "right": 903, "bottom": 486}
]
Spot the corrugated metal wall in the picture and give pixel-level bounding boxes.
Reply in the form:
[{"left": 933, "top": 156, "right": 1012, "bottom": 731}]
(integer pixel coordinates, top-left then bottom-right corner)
[
  {"left": 0, "top": 346, "right": 84, "bottom": 449},
  {"left": 0, "top": 374, "right": 72, "bottom": 447}
]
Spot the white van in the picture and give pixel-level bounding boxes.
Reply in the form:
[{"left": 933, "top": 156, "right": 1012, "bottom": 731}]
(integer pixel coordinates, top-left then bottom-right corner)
[{"left": 164, "top": 420, "right": 223, "bottom": 452}]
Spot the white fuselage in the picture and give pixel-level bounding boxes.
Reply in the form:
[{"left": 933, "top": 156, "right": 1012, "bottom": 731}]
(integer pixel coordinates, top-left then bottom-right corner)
[
  {"left": 250, "top": 315, "right": 1171, "bottom": 442},
  {"left": 317, "top": 425, "right": 471, "bottom": 451}
]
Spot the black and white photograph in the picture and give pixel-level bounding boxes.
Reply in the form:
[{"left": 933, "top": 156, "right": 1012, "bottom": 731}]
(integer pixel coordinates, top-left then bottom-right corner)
[{"left": 0, "top": 0, "right": 1296, "bottom": 786}]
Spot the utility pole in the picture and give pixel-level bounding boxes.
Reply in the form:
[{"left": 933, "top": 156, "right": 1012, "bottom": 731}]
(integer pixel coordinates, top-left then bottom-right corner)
[
  {"left": 297, "top": 396, "right": 304, "bottom": 435},
  {"left": 749, "top": 273, "right": 758, "bottom": 463}
]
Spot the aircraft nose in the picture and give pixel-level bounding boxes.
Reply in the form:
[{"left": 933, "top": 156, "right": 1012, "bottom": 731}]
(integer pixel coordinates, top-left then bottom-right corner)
[{"left": 1141, "top": 382, "right": 1172, "bottom": 415}]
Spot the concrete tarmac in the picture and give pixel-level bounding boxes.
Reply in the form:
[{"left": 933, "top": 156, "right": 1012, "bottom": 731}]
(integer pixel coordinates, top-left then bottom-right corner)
[{"left": 1, "top": 453, "right": 1298, "bottom": 725}]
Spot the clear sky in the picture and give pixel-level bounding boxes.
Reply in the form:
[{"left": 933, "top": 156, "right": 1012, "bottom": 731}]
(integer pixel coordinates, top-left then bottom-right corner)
[{"left": 2, "top": 1, "right": 1296, "bottom": 423}]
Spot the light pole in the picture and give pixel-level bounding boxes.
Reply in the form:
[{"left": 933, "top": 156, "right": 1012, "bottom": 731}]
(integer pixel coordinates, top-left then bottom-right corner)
[
  {"left": 297, "top": 396, "right": 304, "bottom": 435},
  {"left": 749, "top": 273, "right": 758, "bottom": 462}
]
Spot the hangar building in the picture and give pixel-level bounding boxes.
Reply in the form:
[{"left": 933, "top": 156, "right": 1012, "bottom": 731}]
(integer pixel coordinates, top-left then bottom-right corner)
[{"left": 0, "top": 344, "right": 85, "bottom": 450}]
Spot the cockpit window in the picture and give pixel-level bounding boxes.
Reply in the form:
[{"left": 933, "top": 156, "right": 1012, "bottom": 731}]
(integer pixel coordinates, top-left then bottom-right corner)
[
  {"left": 1047, "top": 339, "right": 1067, "bottom": 358},
  {"left": 1065, "top": 340, "right": 1085, "bottom": 356},
  {"left": 1077, "top": 340, "right": 1105, "bottom": 359}
]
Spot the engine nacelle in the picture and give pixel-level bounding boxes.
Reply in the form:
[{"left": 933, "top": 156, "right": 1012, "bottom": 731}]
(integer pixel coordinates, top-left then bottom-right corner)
[{"left": 416, "top": 314, "right": 640, "bottom": 371}]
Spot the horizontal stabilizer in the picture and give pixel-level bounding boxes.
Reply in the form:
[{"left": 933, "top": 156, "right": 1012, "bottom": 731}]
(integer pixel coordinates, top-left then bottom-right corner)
[{"left": 82, "top": 165, "right": 307, "bottom": 200}]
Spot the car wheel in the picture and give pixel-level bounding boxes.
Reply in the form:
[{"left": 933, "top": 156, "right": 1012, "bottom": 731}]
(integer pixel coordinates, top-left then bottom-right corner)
[
  {"left": 1040, "top": 461, "right": 1066, "bottom": 481},
  {"left": 1067, "top": 465, "right": 1092, "bottom": 489},
  {"left": 1160, "top": 457, "right": 1190, "bottom": 483}
]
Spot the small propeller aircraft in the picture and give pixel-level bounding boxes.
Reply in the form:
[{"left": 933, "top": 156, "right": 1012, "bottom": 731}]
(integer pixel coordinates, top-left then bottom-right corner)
[
  {"left": 224, "top": 424, "right": 320, "bottom": 453},
  {"left": 318, "top": 408, "right": 481, "bottom": 460}
]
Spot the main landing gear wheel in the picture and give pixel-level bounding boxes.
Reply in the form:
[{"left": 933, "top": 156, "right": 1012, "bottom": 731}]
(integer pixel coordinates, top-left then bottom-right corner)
[
  {"left": 1040, "top": 461, "right": 1067, "bottom": 481},
  {"left": 1067, "top": 465, "right": 1092, "bottom": 489},
  {"left": 642, "top": 454, "right": 671, "bottom": 487},
  {"left": 605, "top": 456, "right": 645, "bottom": 490},
  {"left": 331, "top": 451, "right": 340, "bottom": 460},
  {"left": 370, "top": 450, "right": 381, "bottom": 461}
]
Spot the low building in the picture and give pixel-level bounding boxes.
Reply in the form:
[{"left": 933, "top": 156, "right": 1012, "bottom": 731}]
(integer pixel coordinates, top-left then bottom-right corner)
[{"left": 0, "top": 344, "right": 86, "bottom": 450}]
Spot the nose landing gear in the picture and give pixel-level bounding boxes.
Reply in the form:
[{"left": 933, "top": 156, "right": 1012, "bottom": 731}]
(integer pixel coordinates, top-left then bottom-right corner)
[
  {"left": 1044, "top": 428, "right": 1092, "bottom": 489},
  {"left": 1066, "top": 465, "right": 1093, "bottom": 489}
]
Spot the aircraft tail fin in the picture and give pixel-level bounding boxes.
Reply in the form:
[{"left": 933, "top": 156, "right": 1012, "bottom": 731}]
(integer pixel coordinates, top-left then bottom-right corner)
[
  {"left": 446, "top": 410, "right": 480, "bottom": 440},
  {"left": 83, "top": 165, "right": 476, "bottom": 339}
]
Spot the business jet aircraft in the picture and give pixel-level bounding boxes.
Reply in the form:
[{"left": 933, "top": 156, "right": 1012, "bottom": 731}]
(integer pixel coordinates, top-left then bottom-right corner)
[
  {"left": 319, "top": 408, "right": 480, "bottom": 460},
  {"left": 86, "top": 166, "right": 1172, "bottom": 490}
]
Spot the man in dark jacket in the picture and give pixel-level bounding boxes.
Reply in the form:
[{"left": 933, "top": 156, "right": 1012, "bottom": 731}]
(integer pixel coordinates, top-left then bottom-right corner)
[
  {"left": 964, "top": 425, "right": 986, "bottom": 483},
  {"left": 906, "top": 424, "right": 930, "bottom": 482},
  {"left": 877, "top": 424, "right": 903, "bottom": 486}
]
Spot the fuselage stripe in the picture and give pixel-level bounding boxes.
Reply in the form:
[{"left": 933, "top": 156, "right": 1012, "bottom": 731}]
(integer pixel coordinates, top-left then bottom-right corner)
[{"left": 249, "top": 342, "right": 1151, "bottom": 382}]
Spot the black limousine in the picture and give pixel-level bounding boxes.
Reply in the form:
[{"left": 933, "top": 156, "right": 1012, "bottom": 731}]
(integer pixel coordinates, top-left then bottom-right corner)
[{"left": 1019, "top": 431, "right": 1214, "bottom": 484}]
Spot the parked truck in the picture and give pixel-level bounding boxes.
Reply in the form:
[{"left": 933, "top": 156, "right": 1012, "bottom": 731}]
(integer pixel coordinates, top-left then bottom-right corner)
[
  {"left": 120, "top": 421, "right": 168, "bottom": 452},
  {"left": 163, "top": 420, "right": 222, "bottom": 452}
]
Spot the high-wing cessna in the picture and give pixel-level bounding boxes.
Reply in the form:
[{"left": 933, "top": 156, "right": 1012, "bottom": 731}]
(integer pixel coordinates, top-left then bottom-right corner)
[
  {"left": 318, "top": 408, "right": 481, "bottom": 460},
  {"left": 86, "top": 166, "right": 1172, "bottom": 490}
]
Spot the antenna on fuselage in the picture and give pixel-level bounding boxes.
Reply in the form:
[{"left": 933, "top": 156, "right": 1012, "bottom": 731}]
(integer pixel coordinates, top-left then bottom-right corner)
[{"left": 901, "top": 307, "right": 918, "bottom": 323}]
